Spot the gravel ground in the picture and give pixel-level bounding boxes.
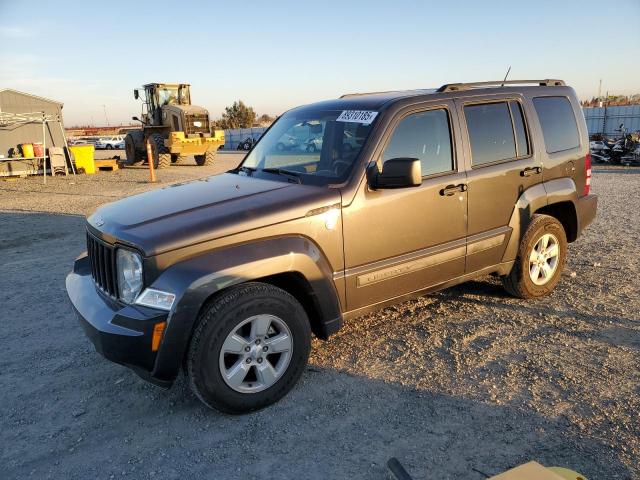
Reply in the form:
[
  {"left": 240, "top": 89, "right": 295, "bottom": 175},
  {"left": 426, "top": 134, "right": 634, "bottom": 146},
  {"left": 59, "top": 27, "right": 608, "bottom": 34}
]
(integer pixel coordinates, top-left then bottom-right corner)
[{"left": 0, "top": 164, "right": 638, "bottom": 479}]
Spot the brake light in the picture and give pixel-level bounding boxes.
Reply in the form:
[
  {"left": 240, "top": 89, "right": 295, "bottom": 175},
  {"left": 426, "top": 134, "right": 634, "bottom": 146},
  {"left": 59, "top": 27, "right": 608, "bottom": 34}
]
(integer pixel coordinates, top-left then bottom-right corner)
[{"left": 584, "top": 153, "right": 591, "bottom": 196}]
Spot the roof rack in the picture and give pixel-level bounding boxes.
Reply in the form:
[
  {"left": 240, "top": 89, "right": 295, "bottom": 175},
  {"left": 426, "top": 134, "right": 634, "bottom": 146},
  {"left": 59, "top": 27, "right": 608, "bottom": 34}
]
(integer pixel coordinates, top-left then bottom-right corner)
[
  {"left": 339, "top": 90, "right": 399, "bottom": 98},
  {"left": 437, "top": 79, "right": 565, "bottom": 93}
]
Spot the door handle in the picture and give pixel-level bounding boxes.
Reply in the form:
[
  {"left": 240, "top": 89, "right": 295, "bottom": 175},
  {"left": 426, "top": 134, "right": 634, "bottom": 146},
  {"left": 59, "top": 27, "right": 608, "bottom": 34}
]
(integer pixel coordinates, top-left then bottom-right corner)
[
  {"left": 520, "top": 166, "right": 542, "bottom": 177},
  {"left": 440, "top": 183, "right": 467, "bottom": 196}
]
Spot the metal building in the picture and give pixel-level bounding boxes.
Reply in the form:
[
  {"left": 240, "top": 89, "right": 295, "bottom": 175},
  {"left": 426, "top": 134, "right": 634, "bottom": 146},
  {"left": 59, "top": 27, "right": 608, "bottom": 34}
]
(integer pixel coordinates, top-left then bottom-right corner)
[
  {"left": 583, "top": 105, "right": 640, "bottom": 137},
  {"left": 0, "top": 89, "right": 66, "bottom": 176}
]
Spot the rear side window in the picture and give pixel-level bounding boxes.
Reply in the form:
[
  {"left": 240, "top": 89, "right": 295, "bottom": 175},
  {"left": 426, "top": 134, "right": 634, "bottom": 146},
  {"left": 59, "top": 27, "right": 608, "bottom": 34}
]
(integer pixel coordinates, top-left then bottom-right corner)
[
  {"left": 464, "top": 102, "right": 518, "bottom": 165},
  {"left": 533, "top": 96, "right": 580, "bottom": 153},
  {"left": 381, "top": 109, "right": 453, "bottom": 177}
]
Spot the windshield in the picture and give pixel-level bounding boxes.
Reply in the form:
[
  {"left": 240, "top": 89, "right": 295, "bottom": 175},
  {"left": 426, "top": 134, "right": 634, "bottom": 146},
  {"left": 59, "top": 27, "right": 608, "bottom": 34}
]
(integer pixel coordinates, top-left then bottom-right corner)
[
  {"left": 157, "top": 87, "right": 179, "bottom": 106},
  {"left": 239, "top": 109, "right": 376, "bottom": 186}
]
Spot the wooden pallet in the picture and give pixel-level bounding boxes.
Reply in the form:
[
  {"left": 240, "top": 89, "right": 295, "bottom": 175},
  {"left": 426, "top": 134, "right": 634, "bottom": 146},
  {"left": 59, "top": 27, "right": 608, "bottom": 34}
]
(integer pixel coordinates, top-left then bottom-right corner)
[{"left": 94, "top": 159, "right": 119, "bottom": 171}]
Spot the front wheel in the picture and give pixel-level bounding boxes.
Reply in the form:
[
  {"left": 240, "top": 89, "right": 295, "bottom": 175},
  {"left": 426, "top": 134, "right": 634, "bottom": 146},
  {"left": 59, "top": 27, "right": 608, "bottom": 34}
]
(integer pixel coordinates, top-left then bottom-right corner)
[
  {"left": 194, "top": 150, "right": 216, "bottom": 166},
  {"left": 502, "top": 214, "right": 567, "bottom": 299},
  {"left": 187, "top": 283, "right": 311, "bottom": 414}
]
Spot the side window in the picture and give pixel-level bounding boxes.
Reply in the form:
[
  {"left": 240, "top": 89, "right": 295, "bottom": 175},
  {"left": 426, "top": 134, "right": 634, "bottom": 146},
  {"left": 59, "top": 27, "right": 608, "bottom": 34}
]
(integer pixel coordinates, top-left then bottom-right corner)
[
  {"left": 533, "top": 96, "right": 580, "bottom": 153},
  {"left": 509, "top": 101, "right": 530, "bottom": 157},
  {"left": 381, "top": 109, "right": 453, "bottom": 177},
  {"left": 464, "top": 102, "right": 516, "bottom": 166}
]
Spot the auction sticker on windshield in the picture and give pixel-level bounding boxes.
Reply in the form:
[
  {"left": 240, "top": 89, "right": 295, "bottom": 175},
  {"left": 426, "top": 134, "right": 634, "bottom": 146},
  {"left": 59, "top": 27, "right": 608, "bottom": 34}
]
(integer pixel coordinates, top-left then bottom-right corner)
[{"left": 336, "top": 110, "right": 378, "bottom": 125}]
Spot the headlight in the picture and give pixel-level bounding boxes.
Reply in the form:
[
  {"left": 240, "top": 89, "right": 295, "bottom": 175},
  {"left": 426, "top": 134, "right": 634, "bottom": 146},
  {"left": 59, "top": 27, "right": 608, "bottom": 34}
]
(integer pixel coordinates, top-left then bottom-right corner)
[
  {"left": 193, "top": 121, "right": 202, "bottom": 127},
  {"left": 116, "top": 249, "right": 143, "bottom": 303}
]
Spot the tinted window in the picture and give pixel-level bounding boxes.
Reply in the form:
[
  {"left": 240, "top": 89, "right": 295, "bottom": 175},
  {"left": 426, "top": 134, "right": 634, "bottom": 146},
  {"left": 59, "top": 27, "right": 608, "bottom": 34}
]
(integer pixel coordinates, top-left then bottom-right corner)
[
  {"left": 382, "top": 109, "right": 453, "bottom": 177},
  {"left": 464, "top": 102, "right": 516, "bottom": 165},
  {"left": 533, "top": 96, "right": 580, "bottom": 153},
  {"left": 510, "top": 101, "right": 530, "bottom": 157}
]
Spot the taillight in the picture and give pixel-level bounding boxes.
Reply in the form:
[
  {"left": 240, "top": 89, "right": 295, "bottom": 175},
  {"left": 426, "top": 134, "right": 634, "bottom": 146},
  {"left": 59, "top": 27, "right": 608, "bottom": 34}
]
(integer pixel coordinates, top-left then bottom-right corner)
[{"left": 584, "top": 153, "right": 591, "bottom": 196}]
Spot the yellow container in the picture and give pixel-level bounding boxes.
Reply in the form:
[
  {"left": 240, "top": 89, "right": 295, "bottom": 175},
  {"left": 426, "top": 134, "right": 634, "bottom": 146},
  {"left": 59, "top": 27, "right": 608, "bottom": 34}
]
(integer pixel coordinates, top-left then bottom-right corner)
[
  {"left": 20, "top": 143, "right": 35, "bottom": 158},
  {"left": 69, "top": 145, "right": 95, "bottom": 174}
]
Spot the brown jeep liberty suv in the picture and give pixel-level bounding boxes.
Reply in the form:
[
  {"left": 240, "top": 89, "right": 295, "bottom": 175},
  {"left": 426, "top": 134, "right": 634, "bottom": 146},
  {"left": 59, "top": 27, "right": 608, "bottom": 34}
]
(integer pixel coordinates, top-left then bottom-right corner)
[{"left": 66, "top": 79, "right": 597, "bottom": 413}]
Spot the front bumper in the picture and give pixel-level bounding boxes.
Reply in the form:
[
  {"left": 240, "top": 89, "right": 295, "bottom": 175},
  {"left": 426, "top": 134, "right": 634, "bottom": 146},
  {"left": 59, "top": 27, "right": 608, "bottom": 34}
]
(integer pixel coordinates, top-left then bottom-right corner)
[
  {"left": 165, "top": 131, "right": 225, "bottom": 155},
  {"left": 66, "top": 254, "right": 171, "bottom": 387}
]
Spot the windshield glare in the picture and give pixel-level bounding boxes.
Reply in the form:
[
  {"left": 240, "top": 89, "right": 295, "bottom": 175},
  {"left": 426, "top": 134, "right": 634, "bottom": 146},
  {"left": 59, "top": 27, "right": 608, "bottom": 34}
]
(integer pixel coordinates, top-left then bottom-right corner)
[{"left": 240, "top": 109, "right": 375, "bottom": 185}]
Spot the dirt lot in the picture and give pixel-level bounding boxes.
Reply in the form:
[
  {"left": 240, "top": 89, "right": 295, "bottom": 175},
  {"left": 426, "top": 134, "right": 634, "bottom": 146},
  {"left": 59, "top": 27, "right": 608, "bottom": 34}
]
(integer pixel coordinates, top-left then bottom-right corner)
[{"left": 0, "top": 161, "right": 638, "bottom": 479}]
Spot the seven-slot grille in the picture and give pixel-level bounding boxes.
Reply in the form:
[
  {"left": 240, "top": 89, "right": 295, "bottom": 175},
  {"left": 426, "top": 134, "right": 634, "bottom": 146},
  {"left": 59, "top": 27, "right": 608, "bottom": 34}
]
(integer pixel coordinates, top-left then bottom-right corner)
[
  {"left": 86, "top": 231, "right": 118, "bottom": 297},
  {"left": 184, "top": 113, "right": 209, "bottom": 135}
]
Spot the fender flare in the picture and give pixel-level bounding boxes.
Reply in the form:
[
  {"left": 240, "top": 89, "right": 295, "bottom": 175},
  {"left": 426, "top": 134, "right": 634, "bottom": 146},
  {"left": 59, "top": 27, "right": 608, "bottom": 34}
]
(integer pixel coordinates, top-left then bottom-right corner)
[
  {"left": 148, "top": 236, "right": 342, "bottom": 383},
  {"left": 502, "top": 178, "right": 578, "bottom": 263}
]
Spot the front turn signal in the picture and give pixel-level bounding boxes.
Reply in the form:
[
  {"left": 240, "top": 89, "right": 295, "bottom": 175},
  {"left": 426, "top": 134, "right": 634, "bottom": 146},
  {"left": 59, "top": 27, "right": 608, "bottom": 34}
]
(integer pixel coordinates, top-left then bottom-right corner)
[{"left": 151, "top": 322, "right": 166, "bottom": 352}]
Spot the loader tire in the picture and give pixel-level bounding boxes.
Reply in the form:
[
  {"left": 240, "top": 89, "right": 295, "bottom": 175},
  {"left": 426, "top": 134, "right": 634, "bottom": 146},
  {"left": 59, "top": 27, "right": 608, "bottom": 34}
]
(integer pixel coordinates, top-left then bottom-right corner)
[
  {"left": 149, "top": 133, "right": 171, "bottom": 169},
  {"left": 124, "top": 130, "right": 145, "bottom": 166},
  {"left": 195, "top": 150, "right": 216, "bottom": 166}
]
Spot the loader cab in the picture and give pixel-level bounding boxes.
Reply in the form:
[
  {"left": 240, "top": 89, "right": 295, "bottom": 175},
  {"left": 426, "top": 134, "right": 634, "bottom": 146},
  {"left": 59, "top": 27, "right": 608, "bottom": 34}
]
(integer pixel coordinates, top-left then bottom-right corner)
[{"left": 135, "top": 83, "right": 192, "bottom": 126}]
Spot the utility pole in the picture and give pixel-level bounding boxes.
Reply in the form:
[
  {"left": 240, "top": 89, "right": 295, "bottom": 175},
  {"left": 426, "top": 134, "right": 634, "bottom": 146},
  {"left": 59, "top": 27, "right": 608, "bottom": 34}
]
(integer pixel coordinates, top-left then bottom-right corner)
[
  {"left": 102, "top": 105, "right": 110, "bottom": 127},
  {"left": 598, "top": 79, "right": 602, "bottom": 104}
]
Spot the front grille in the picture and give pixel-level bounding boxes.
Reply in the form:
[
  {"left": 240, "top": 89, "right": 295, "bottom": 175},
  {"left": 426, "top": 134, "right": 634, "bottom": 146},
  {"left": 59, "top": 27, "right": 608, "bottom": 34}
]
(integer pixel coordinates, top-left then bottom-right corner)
[
  {"left": 184, "top": 114, "right": 209, "bottom": 135},
  {"left": 86, "top": 231, "right": 118, "bottom": 297}
]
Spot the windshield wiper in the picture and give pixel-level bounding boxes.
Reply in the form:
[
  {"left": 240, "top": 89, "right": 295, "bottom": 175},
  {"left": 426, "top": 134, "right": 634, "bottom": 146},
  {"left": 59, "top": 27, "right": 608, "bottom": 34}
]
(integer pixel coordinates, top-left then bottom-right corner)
[{"left": 261, "top": 167, "right": 302, "bottom": 184}]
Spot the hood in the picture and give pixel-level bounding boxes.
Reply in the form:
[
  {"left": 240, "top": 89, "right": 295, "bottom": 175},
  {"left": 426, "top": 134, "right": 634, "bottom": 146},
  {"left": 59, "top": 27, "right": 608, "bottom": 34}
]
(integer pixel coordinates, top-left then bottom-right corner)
[
  {"left": 87, "top": 173, "right": 340, "bottom": 256},
  {"left": 163, "top": 104, "right": 208, "bottom": 116}
]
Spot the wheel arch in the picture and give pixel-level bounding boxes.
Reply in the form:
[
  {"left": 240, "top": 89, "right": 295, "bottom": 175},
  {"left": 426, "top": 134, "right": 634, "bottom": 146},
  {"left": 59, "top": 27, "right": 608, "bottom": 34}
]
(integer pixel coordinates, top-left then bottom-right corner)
[
  {"left": 148, "top": 236, "right": 343, "bottom": 383},
  {"left": 502, "top": 178, "right": 579, "bottom": 263}
]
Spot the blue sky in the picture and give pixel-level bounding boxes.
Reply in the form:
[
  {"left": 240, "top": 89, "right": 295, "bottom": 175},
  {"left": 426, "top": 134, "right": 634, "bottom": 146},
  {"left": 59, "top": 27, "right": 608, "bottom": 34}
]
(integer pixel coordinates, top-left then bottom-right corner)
[{"left": 1, "top": 0, "right": 638, "bottom": 126}]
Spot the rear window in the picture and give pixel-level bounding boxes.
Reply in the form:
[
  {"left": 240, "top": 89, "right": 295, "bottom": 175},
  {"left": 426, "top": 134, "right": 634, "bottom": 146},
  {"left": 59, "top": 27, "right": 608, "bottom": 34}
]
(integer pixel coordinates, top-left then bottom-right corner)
[{"left": 533, "top": 96, "right": 580, "bottom": 153}]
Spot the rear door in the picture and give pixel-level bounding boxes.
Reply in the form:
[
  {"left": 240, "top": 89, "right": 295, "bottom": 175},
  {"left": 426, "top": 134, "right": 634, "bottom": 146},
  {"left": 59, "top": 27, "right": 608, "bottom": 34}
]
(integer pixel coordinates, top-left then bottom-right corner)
[{"left": 456, "top": 95, "right": 543, "bottom": 273}]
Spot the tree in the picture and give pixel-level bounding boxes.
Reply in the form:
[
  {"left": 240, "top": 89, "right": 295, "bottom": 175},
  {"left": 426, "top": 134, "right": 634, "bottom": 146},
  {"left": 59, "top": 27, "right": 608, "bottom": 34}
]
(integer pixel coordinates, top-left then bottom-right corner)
[
  {"left": 217, "top": 100, "right": 256, "bottom": 129},
  {"left": 257, "top": 114, "right": 275, "bottom": 126}
]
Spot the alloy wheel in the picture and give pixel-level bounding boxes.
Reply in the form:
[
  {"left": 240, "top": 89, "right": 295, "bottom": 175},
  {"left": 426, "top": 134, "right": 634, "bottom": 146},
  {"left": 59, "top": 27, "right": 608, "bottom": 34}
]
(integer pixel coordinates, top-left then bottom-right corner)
[
  {"left": 528, "top": 233, "right": 560, "bottom": 286},
  {"left": 218, "top": 314, "right": 293, "bottom": 393}
]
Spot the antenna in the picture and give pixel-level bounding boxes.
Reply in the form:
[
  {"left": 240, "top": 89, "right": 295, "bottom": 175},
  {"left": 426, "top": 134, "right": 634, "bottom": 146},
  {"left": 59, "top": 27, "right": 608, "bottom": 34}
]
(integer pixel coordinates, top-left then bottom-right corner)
[{"left": 501, "top": 66, "right": 511, "bottom": 86}]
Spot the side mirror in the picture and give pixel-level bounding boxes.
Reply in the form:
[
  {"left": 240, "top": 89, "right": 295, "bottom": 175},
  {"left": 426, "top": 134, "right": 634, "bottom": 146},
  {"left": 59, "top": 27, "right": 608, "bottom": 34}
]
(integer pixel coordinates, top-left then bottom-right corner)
[
  {"left": 134, "top": 89, "right": 139, "bottom": 100},
  {"left": 132, "top": 116, "right": 140, "bottom": 122},
  {"left": 371, "top": 158, "right": 422, "bottom": 189}
]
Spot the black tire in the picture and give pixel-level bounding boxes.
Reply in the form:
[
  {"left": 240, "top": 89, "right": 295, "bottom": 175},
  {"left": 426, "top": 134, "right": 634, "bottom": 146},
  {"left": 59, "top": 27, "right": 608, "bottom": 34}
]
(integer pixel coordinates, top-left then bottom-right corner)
[
  {"left": 171, "top": 153, "right": 182, "bottom": 164},
  {"left": 194, "top": 149, "right": 216, "bottom": 166},
  {"left": 187, "top": 282, "right": 311, "bottom": 414},
  {"left": 502, "top": 214, "right": 567, "bottom": 299},
  {"left": 149, "top": 133, "right": 171, "bottom": 169},
  {"left": 106, "top": 144, "right": 113, "bottom": 150},
  {"left": 124, "top": 130, "right": 145, "bottom": 166}
]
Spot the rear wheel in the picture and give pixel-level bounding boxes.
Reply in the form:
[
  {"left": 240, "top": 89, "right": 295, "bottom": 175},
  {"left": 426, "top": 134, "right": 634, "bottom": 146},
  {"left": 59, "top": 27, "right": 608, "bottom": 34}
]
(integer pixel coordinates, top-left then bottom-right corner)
[
  {"left": 123, "top": 131, "right": 145, "bottom": 166},
  {"left": 171, "top": 153, "right": 182, "bottom": 164},
  {"left": 502, "top": 214, "right": 567, "bottom": 299},
  {"left": 187, "top": 283, "right": 311, "bottom": 414},
  {"left": 149, "top": 133, "right": 171, "bottom": 169},
  {"left": 194, "top": 149, "right": 216, "bottom": 166}
]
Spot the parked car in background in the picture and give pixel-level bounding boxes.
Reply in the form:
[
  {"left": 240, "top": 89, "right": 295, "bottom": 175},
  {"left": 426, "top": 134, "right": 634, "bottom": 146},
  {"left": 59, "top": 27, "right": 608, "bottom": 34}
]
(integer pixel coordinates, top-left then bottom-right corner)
[
  {"left": 96, "top": 136, "right": 125, "bottom": 150},
  {"left": 275, "top": 133, "right": 299, "bottom": 151}
]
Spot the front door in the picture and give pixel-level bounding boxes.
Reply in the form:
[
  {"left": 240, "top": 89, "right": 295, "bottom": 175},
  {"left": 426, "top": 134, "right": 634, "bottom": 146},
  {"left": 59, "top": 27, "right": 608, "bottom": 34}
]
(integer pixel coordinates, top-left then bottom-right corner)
[
  {"left": 456, "top": 96, "right": 544, "bottom": 273},
  {"left": 342, "top": 102, "right": 468, "bottom": 312}
]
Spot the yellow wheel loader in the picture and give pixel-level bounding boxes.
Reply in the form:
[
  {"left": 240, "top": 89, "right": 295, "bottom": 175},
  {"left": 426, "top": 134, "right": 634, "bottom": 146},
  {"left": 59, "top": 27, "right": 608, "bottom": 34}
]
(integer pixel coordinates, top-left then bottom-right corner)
[{"left": 123, "top": 83, "right": 224, "bottom": 169}]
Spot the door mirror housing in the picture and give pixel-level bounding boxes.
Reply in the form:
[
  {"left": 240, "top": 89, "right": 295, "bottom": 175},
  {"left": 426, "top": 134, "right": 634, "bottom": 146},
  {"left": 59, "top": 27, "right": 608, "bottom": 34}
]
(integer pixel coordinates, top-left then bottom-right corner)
[
  {"left": 134, "top": 89, "right": 139, "bottom": 100},
  {"left": 371, "top": 158, "right": 422, "bottom": 189}
]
